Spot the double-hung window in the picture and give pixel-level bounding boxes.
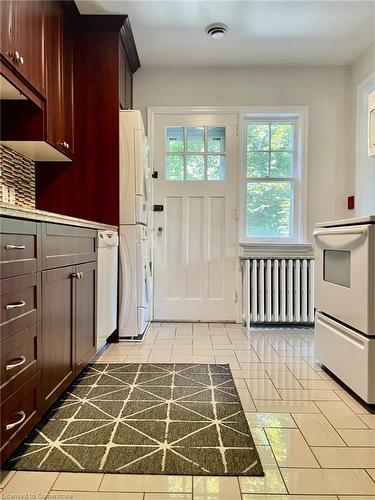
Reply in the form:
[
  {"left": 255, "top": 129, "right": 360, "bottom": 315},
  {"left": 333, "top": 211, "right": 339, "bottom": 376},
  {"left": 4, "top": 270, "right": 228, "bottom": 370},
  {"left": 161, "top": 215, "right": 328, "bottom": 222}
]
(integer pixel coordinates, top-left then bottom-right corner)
[{"left": 242, "top": 113, "right": 307, "bottom": 244}]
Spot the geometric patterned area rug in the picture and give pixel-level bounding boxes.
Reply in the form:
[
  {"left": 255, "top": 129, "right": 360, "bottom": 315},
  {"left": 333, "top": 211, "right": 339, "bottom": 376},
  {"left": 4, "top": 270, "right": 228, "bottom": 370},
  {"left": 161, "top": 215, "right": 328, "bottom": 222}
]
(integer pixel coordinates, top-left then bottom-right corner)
[{"left": 5, "top": 363, "right": 264, "bottom": 476}]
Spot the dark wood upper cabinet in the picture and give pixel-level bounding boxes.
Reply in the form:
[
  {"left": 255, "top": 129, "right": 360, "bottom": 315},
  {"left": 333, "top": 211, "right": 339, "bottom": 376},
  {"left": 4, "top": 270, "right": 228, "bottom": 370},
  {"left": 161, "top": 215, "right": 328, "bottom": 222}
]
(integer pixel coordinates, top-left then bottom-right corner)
[
  {"left": 44, "top": 0, "right": 74, "bottom": 159},
  {"left": 61, "top": 13, "right": 74, "bottom": 158},
  {"left": 119, "top": 19, "right": 140, "bottom": 110},
  {"left": 35, "top": 14, "right": 140, "bottom": 225},
  {"left": 1, "top": 1, "right": 74, "bottom": 161},
  {"left": 13, "top": 1, "right": 45, "bottom": 96},
  {"left": 44, "top": 0, "right": 63, "bottom": 152},
  {"left": 119, "top": 40, "right": 133, "bottom": 110},
  {"left": 0, "top": 1, "right": 45, "bottom": 97},
  {"left": 0, "top": 1, "right": 13, "bottom": 62}
]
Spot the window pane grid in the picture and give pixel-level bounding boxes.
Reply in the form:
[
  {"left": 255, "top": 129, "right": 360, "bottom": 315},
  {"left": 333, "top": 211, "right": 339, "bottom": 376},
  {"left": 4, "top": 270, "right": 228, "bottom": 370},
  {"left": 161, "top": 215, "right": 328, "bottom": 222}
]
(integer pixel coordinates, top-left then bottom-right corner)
[
  {"left": 245, "top": 118, "right": 297, "bottom": 239},
  {"left": 165, "top": 125, "right": 226, "bottom": 180},
  {"left": 247, "top": 120, "right": 295, "bottom": 179}
]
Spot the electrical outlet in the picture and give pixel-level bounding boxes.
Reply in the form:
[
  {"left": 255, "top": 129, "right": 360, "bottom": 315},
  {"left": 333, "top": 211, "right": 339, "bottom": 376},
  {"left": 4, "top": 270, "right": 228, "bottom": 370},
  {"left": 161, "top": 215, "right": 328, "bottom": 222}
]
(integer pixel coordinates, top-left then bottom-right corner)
[
  {"left": 2, "top": 184, "right": 9, "bottom": 204},
  {"left": 9, "top": 187, "right": 16, "bottom": 205}
]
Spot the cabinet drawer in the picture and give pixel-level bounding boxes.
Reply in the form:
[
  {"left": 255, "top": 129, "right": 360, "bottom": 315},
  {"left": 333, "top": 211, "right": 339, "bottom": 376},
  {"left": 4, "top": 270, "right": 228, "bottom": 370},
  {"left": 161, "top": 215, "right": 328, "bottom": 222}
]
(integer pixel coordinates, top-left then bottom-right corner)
[
  {"left": 1, "top": 273, "right": 41, "bottom": 341},
  {"left": 1, "top": 322, "right": 40, "bottom": 401},
  {"left": 1, "top": 371, "right": 41, "bottom": 465},
  {"left": 42, "top": 223, "right": 97, "bottom": 269},
  {"left": 316, "top": 312, "right": 375, "bottom": 404},
  {"left": 0, "top": 218, "right": 41, "bottom": 278}
]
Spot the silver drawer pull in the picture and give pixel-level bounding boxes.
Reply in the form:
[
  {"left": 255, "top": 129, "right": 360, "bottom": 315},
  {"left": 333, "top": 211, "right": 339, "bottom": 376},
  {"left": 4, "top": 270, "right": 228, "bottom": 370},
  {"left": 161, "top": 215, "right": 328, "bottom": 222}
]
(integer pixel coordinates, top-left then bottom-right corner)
[
  {"left": 5, "top": 301, "right": 26, "bottom": 310},
  {"left": 6, "top": 411, "right": 26, "bottom": 431},
  {"left": 72, "top": 272, "right": 83, "bottom": 280},
  {"left": 6, "top": 356, "right": 26, "bottom": 371},
  {"left": 4, "top": 244, "right": 26, "bottom": 250}
]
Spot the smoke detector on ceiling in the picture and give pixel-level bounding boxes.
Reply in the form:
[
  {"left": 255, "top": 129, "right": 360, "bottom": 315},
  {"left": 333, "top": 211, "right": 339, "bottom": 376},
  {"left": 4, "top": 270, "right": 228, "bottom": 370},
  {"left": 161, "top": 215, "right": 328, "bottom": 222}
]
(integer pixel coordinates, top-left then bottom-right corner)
[{"left": 205, "top": 23, "right": 229, "bottom": 40}]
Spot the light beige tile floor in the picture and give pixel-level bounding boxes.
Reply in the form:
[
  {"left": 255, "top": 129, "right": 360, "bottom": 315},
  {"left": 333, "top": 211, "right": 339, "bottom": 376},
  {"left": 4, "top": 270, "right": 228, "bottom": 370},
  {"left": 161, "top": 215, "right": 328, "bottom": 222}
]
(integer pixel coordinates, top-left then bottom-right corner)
[{"left": 2, "top": 322, "right": 375, "bottom": 499}]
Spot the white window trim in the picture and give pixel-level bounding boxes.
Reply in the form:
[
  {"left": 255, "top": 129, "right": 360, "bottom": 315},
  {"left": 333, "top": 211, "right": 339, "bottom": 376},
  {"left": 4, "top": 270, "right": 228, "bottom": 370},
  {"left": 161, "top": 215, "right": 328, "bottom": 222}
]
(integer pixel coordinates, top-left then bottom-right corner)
[{"left": 238, "top": 107, "right": 309, "bottom": 246}]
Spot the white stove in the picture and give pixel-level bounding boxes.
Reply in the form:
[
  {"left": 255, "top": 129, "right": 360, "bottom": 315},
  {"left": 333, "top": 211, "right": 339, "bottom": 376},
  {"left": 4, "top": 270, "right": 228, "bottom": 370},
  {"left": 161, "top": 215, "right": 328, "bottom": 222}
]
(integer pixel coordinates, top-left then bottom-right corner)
[{"left": 313, "top": 215, "right": 375, "bottom": 403}]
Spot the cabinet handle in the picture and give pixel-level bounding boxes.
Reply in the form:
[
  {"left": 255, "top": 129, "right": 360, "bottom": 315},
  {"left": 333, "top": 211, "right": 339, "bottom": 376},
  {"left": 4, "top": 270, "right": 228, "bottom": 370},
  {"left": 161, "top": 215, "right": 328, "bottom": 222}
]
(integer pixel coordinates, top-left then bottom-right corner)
[
  {"left": 4, "top": 244, "right": 26, "bottom": 250},
  {"left": 6, "top": 356, "right": 26, "bottom": 371},
  {"left": 71, "top": 272, "right": 80, "bottom": 279},
  {"left": 19, "top": 55, "right": 24, "bottom": 65},
  {"left": 5, "top": 301, "right": 26, "bottom": 310},
  {"left": 6, "top": 411, "right": 26, "bottom": 431},
  {"left": 66, "top": 143, "right": 70, "bottom": 149},
  {"left": 79, "top": 272, "right": 83, "bottom": 279}
]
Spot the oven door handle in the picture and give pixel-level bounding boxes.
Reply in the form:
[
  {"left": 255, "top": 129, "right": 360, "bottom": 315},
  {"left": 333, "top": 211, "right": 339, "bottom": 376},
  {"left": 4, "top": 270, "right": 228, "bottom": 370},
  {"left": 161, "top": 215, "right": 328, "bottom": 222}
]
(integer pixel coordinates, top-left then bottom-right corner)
[
  {"left": 313, "top": 227, "right": 368, "bottom": 237},
  {"left": 313, "top": 226, "right": 368, "bottom": 249}
]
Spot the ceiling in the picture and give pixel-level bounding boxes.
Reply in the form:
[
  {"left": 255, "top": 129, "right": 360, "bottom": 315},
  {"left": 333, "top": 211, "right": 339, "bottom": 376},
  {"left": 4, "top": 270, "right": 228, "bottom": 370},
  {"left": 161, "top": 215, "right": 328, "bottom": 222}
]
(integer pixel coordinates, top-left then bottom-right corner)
[{"left": 75, "top": 1, "right": 375, "bottom": 67}]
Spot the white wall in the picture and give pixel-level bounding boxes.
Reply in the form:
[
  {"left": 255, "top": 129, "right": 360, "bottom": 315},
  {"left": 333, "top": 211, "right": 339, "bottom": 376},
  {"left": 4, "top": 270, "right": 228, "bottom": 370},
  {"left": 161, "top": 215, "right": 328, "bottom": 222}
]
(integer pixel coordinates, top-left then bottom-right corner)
[
  {"left": 350, "top": 42, "right": 375, "bottom": 215},
  {"left": 134, "top": 65, "right": 351, "bottom": 240}
]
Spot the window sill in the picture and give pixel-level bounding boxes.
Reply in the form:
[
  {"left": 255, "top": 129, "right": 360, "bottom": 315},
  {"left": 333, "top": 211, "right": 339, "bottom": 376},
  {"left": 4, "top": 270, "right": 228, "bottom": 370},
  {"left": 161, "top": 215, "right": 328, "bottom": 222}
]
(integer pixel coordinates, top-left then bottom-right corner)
[{"left": 239, "top": 242, "right": 313, "bottom": 257}]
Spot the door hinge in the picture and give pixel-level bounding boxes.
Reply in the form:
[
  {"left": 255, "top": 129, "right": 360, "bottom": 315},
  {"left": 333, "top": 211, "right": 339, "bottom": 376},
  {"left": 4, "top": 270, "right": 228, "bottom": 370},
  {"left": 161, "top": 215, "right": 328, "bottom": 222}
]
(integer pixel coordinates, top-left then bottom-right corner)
[
  {"left": 234, "top": 208, "right": 239, "bottom": 221},
  {"left": 236, "top": 121, "right": 239, "bottom": 137},
  {"left": 235, "top": 291, "right": 238, "bottom": 303}
]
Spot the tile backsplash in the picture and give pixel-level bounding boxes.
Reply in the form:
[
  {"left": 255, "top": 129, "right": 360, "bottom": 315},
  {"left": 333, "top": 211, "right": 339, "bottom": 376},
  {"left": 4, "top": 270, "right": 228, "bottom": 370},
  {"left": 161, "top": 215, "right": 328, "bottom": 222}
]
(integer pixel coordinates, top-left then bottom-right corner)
[{"left": 0, "top": 145, "right": 35, "bottom": 209}]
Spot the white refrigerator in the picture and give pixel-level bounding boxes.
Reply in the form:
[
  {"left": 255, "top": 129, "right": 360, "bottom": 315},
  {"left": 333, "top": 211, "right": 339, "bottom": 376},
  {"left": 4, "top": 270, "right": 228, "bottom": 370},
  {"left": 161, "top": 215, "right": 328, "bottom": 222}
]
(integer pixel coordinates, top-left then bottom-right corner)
[{"left": 119, "top": 110, "right": 152, "bottom": 340}]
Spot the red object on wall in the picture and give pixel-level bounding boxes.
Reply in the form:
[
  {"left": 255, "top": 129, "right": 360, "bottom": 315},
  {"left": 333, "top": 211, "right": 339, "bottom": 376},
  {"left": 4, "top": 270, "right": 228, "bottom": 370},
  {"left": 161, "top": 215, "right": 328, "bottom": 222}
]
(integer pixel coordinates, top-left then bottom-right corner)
[{"left": 347, "top": 195, "right": 355, "bottom": 210}]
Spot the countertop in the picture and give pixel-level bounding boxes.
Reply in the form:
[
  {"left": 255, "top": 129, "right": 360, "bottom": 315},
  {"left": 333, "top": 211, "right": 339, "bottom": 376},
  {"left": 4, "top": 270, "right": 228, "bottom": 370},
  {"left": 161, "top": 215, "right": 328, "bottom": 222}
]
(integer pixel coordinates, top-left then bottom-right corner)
[{"left": 0, "top": 204, "right": 118, "bottom": 231}]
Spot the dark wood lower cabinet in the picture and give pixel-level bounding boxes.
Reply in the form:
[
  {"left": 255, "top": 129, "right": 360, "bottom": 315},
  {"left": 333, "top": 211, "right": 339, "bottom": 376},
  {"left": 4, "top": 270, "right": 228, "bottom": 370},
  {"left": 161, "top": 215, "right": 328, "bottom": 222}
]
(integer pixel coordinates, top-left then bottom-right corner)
[
  {"left": 1, "top": 371, "right": 41, "bottom": 464},
  {"left": 41, "top": 260, "right": 97, "bottom": 411},
  {"left": 0, "top": 218, "right": 99, "bottom": 465},
  {"left": 41, "top": 266, "right": 75, "bottom": 411},
  {"left": 75, "top": 261, "right": 96, "bottom": 374}
]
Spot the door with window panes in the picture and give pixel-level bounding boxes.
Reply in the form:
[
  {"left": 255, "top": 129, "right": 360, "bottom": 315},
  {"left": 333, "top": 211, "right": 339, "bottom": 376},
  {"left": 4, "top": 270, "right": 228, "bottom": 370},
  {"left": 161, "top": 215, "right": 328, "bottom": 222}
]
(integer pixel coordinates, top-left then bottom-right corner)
[{"left": 152, "top": 114, "right": 238, "bottom": 321}]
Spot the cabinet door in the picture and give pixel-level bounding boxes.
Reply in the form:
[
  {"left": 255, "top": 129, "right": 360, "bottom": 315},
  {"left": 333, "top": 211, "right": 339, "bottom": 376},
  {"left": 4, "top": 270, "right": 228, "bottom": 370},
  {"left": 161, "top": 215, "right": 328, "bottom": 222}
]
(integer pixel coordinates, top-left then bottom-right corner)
[
  {"left": 61, "top": 12, "right": 74, "bottom": 158},
  {"left": 44, "top": 0, "right": 63, "bottom": 153},
  {"left": 13, "top": 1, "right": 45, "bottom": 96},
  {"left": 75, "top": 262, "right": 96, "bottom": 373},
  {"left": 0, "top": 1, "right": 14, "bottom": 62},
  {"left": 119, "top": 40, "right": 133, "bottom": 110},
  {"left": 41, "top": 266, "right": 75, "bottom": 410}
]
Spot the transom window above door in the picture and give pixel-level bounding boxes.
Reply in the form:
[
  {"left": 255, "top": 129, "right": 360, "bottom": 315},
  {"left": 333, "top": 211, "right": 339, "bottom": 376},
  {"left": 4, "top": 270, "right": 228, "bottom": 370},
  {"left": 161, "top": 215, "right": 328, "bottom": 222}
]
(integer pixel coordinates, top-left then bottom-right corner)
[{"left": 165, "top": 126, "right": 226, "bottom": 180}]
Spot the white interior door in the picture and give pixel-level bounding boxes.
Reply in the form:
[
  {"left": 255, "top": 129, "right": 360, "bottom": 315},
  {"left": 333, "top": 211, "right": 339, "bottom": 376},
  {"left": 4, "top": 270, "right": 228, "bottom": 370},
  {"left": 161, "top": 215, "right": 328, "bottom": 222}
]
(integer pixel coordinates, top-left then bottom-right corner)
[{"left": 152, "top": 113, "right": 239, "bottom": 321}]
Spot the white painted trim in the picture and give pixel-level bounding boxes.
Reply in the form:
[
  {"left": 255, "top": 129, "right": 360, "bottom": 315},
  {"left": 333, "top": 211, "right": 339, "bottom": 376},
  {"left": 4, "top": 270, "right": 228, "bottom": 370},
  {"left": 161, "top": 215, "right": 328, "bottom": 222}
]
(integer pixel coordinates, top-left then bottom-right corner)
[
  {"left": 148, "top": 105, "right": 309, "bottom": 116},
  {"left": 355, "top": 71, "right": 375, "bottom": 216},
  {"left": 238, "top": 107, "right": 309, "bottom": 245},
  {"left": 148, "top": 107, "right": 242, "bottom": 322}
]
